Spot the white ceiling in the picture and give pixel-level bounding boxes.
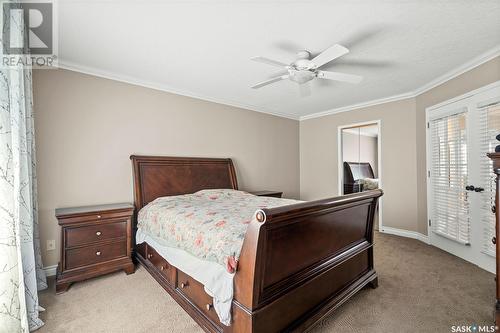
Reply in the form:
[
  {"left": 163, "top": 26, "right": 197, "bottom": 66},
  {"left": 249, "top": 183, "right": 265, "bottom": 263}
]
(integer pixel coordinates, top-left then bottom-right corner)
[{"left": 58, "top": 1, "right": 500, "bottom": 120}]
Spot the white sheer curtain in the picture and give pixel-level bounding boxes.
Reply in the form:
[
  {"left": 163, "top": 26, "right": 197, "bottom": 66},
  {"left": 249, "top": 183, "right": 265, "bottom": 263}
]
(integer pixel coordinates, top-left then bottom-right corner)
[{"left": 0, "top": 4, "right": 47, "bottom": 332}]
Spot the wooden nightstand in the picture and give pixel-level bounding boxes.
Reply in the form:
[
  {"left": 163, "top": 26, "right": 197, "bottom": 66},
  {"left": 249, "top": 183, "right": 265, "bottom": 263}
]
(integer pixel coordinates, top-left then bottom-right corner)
[
  {"left": 249, "top": 190, "right": 283, "bottom": 198},
  {"left": 55, "top": 203, "right": 135, "bottom": 294}
]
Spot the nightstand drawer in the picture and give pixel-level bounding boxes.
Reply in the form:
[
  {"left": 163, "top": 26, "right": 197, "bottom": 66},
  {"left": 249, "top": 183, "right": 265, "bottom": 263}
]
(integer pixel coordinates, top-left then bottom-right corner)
[
  {"left": 65, "top": 241, "right": 127, "bottom": 270},
  {"left": 65, "top": 221, "right": 127, "bottom": 248}
]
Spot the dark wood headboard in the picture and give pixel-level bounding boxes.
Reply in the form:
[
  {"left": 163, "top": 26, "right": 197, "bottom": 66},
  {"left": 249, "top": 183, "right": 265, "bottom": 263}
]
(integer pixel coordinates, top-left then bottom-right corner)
[
  {"left": 130, "top": 155, "right": 238, "bottom": 210},
  {"left": 343, "top": 161, "right": 375, "bottom": 184}
]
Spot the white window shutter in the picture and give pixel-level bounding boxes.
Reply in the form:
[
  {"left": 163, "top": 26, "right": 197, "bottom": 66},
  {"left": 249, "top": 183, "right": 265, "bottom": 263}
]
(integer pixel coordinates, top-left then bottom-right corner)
[{"left": 430, "top": 111, "right": 470, "bottom": 244}]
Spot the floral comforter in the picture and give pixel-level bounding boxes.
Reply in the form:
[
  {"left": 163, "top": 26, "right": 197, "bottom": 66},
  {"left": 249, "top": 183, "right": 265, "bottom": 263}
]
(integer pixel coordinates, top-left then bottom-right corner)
[{"left": 137, "top": 189, "right": 301, "bottom": 273}]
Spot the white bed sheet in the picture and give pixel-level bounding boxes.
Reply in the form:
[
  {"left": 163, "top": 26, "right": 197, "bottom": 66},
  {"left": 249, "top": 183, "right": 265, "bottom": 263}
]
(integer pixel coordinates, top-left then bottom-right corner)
[{"left": 136, "top": 228, "right": 234, "bottom": 326}]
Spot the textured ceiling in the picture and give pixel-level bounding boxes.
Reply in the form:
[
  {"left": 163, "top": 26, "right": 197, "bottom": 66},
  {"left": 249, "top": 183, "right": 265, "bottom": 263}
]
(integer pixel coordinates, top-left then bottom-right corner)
[{"left": 58, "top": 0, "right": 500, "bottom": 119}]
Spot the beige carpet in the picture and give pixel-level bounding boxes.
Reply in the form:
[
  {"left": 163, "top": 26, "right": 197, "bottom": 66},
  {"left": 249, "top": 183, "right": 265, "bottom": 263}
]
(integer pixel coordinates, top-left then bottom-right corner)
[{"left": 38, "top": 233, "right": 495, "bottom": 333}]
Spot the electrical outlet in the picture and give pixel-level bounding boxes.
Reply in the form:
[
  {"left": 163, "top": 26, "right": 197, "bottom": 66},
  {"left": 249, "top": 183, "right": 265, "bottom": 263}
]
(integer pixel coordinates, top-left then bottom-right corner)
[{"left": 46, "top": 240, "right": 55, "bottom": 251}]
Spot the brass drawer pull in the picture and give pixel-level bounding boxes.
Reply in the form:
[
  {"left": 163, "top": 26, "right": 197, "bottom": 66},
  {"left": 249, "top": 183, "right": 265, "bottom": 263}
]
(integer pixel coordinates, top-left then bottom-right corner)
[
  {"left": 160, "top": 265, "right": 167, "bottom": 271},
  {"left": 147, "top": 253, "right": 153, "bottom": 259},
  {"left": 206, "top": 304, "right": 212, "bottom": 311},
  {"left": 180, "top": 282, "right": 189, "bottom": 289},
  {"left": 96, "top": 251, "right": 101, "bottom": 256},
  {"left": 97, "top": 215, "right": 101, "bottom": 219},
  {"left": 96, "top": 231, "right": 102, "bottom": 236}
]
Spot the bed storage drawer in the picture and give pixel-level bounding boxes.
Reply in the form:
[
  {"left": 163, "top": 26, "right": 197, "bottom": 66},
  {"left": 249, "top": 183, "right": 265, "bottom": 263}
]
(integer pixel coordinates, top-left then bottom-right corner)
[
  {"left": 177, "top": 270, "right": 219, "bottom": 323},
  {"left": 146, "top": 245, "right": 174, "bottom": 285},
  {"left": 136, "top": 242, "right": 147, "bottom": 258}
]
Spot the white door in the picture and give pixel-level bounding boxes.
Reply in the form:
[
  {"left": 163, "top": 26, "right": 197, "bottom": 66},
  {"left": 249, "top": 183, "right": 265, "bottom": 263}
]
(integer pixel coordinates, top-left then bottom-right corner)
[{"left": 427, "top": 83, "right": 500, "bottom": 273}]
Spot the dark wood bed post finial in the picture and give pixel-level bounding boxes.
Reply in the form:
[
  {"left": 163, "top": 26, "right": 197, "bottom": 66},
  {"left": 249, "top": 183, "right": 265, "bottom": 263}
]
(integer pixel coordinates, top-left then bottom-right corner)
[
  {"left": 488, "top": 152, "right": 500, "bottom": 326},
  {"left": 255, "top": 210, "right": 266, "bottom": 223}
]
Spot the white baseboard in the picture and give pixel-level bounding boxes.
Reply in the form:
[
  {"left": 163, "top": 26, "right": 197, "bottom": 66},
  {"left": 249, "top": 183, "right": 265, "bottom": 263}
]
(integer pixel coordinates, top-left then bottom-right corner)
[
  {"left": 380, "top": 226, "right": 430, "bottom": 244},
  {"left": 43, "top": 265, "right": 57, "bottom": 277}
]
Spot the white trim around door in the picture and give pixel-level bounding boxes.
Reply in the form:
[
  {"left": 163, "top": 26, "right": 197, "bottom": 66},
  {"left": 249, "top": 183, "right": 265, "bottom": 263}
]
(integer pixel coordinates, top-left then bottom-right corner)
[{"left": 338, "top": 120, "right": 383, "bottom": 231}]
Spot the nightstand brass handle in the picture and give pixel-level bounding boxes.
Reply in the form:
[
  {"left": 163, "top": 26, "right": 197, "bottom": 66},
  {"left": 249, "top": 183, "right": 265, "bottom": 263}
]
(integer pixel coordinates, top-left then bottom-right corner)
[
  {"left": 96, "top": 251, "right": 101, "bottom": 256},
  {"left": 206, "top": 304, "right": 212, "bottom": 311},
  {"left": 160, "top": 265, "right": 166, "bottom": 271},
  {"left": 96, "top": 231, "right": 101, "bottom": 236},
  {"left": 96, "top": 215, "right": 101, "bottom": 219},
  {"left": 180, "top": 282, "right": 188, "bottom": 289},
  {"left": 147, "top": 254, "right": 153, "bottom": 259}
]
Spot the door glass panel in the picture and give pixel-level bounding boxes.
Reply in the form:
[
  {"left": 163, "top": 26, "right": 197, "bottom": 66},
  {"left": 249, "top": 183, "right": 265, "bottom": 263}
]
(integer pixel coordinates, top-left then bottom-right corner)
[{"left": 430, "top": 111, "right": 470, "bottom": 244}]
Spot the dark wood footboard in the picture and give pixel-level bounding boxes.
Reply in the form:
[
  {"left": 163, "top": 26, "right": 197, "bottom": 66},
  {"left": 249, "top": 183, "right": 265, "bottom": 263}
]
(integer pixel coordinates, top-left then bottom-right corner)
[
  {"left": 234, "top": 189, "right": 382, "bottom": 332},
  {"left": 130, "top": 155, "right": 383, "bottom": 333},
  {"left": 134, "top": 190, "right": 382, "bottom": 333}
]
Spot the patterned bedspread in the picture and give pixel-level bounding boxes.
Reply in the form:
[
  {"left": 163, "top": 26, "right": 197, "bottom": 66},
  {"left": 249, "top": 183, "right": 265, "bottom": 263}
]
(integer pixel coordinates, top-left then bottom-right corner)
[{"left": 137, "top": 189, "right": 301, "bottom": 273}]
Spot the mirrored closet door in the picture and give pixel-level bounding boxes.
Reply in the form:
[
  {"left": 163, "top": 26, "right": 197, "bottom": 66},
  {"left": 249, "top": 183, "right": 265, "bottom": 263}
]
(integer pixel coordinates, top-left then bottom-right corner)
[{"left": 339, "top": 121, "right": 381, "bottom": 229}]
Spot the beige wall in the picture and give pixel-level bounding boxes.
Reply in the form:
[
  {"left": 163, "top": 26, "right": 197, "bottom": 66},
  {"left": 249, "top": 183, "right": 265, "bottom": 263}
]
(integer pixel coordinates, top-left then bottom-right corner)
[
  {"left": 33, "top": 69, "right": 300, "bottom": 267},
  {"left": 34, "top": 57, "right": 500, "bottom": 267},
  {"left": 300, "top": 56, "right": 500, "bottom": 235},
  {"left": 300, "top": 98, "right": 418, "bottom": 231},
  {"left": 342, "top": 131, "right": 378, "bottom": 178}
]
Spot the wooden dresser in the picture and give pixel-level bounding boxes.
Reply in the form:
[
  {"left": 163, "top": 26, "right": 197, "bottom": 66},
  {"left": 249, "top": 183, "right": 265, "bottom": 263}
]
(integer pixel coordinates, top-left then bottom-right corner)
[
  {"left": 488, "top": 153, "right": 500, "bottom": 325},
  {"left": 248, "top": 190, "right": 283, "bottom": 198},
  {"left": 55, "top": 203, "right": 135, "bottom": 293}
]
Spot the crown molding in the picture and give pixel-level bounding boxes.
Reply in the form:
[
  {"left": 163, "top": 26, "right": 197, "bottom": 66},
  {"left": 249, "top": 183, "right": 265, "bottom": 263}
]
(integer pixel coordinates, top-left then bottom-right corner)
[
  {"left": 300, "top": 45, "right": 500, "bottom": 121},
  {"left": 56, "top": 44, "right": 500, "bottom": 123},
  {"left": 300, "top": 92, "right": 415, "bottom": 121},
  {"left": 57, "top": 60, "right": 300, "bottom": 121},
  {"left": 413, "top": 44, "right": 500, "bottom": 96}
]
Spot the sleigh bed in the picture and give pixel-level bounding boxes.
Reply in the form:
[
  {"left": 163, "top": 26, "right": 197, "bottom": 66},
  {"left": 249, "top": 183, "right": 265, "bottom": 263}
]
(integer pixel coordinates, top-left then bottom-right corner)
[{"left": 131, "top": 155, "right": 382, "bottom": 332}]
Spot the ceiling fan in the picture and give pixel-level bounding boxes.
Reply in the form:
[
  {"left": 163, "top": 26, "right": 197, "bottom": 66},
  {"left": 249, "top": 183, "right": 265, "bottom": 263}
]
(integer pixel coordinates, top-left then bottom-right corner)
[{"left": 251, "top": 44, "right": 363, "bottom": 95}]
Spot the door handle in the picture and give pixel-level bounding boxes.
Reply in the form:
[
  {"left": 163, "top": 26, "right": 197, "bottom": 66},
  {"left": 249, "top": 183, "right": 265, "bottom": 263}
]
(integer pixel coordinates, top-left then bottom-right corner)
[{"left": 465, "top": 185, "right": 485, "bottom": 193}]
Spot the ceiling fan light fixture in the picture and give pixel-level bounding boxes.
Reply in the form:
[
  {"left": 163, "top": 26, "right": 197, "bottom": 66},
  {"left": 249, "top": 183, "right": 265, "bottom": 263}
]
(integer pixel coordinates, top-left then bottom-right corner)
[
  {"left": 250, "top": 43, "right": 363, "bottom": 92},
  {"left": 288, "top": 69, "right": 315, "bottom": 84}
]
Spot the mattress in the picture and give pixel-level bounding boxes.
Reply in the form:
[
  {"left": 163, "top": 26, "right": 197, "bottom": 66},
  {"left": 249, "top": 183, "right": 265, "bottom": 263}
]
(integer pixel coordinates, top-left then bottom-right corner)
[{"left": 137, "top": 189, "right": 300, "bottom": 272}]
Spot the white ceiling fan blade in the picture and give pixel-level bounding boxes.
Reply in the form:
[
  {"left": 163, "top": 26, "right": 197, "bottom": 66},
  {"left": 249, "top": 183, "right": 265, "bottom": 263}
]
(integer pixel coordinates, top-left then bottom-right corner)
[
  {"left": 311, "top": 44, "right": 349, "bottom": 68},
  {"left": 299, "top": 82, "right": 311, "bottom": 97},
  {"left": 317, "top": 70, "right": 363, "bottom": 84},
  {"left": 251, "top": 75, "right": 289, "bottom": 89},
  {"left": 251, "top": 56, "right": 288, "bottom": 68}
]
